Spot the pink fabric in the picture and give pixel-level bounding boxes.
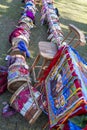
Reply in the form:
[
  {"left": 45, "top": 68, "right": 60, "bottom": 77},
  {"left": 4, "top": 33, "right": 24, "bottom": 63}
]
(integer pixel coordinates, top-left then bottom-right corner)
[
  {"left": 9, "top": 27, "right": 24, "bottom": 43},
  {"left": 19, "top": 67, "right": 29, "bottom": 75},
  {"left": 12, "top": 87, "right": 40, "bottom": 112},
  {"left": 14, "top": 89, "right": 29, "bottom": 111}
]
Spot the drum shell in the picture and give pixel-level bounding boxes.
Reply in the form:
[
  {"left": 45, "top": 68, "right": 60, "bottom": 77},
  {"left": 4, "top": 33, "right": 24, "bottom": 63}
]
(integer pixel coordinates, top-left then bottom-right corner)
[
  {"left": 10, "top": 83, "right": 42, "bottom": 124},
  {"left": 7, "top": 63, "right": 29, "bottom": 93}
]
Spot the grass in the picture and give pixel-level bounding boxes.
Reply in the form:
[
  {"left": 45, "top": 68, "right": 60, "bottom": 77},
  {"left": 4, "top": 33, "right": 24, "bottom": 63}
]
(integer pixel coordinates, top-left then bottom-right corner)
[
  {"left": 0, "top": 0, "right": 87, "bottom": 130},
  {"left": 55, "top": 0, "right": 87, "bottom": 34}
]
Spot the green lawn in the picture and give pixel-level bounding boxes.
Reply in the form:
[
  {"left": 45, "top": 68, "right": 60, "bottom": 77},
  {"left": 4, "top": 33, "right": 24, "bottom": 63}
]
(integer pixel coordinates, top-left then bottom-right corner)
[
  {"left": 55, "top": 0, "right": 87, "bottom": 34},
  {"left": 0, "top": 0, "right": 87, "bottom": 130}
]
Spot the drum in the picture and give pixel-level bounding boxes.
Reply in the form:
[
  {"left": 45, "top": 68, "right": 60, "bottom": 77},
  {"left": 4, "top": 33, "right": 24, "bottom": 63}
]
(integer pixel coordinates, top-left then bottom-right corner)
[
  {"left": 10, "top": 47, "right": 26, "bottom": 58},
  {"left": 10, "top": 82, "right": 42, "bottom": 124},
  {"left": 11, "top": 31, "right": 30, "bottom": 48},
  {"left": 13, "top": 54, "right": 26, "bottom": 64},
  {"left": 7, "top": 54, "right": 26, "bottom": 67},
  {"left": 7, "top": 62, "right": 29, "bottom": 93},
  {"left": 18, "top": 16, "right": 34, "bottom": 29},
  {"left": 17, "top": 23, "right": 30, "bottom": 34}
]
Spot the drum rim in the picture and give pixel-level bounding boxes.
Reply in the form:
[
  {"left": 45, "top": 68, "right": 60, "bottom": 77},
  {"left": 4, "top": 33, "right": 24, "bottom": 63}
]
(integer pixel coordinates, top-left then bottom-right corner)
[
  {"left": 10, "top": 82, "right": 29, "bottom": 103},
  {"left": 18, "top": 21, "right": 34, "bottom": 29},
  {"left": 12, "top": 35, "right": 29, "bottom": 47},
  {"left": 8, "top": 79, "right": 28, "bottom": 93},
  {"left": 8, "top": 62, "right": 29, "bottom": 69},
  {"left": 10, "top": 48, "right": 26, "bottom": 58},
  {"left": 10, "top": 54, "right": 25, "bottom": 61},
  {"left": 28, "top": 109, "right": 42, "bottom": 124}
]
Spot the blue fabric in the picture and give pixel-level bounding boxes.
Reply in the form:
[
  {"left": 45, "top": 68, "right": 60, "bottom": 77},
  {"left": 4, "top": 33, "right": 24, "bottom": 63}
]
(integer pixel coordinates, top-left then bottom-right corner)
[
  {"left": 70, "top": 46, "right": 87, "bottom": 65},
  {"left": 25, "top": 3, "right": 33, "bottom": 8},
  {"left": 69, "top": 114, "right": 87, "bottom": 128},
  {"left": 18, "top": 40, "right": 30, "bottom": 58},
  {"left": 68, "top": 121, "right": 82, "bottom": 130},
  {"left": 0, "top": 65, "right": 8, "bottom": 72}
]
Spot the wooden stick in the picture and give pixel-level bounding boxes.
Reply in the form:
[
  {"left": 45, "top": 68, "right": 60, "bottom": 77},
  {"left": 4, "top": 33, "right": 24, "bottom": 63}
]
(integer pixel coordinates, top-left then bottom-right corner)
[{"left": 27, "top": 79, "right": 40, "bottom": 109}]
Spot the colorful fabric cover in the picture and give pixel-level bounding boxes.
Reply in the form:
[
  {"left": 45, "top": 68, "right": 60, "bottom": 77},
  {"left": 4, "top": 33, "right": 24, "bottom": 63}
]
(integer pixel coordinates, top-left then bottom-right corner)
[
  {"left": 8, "top": 63, "right": 29, "bottom": 83},
  {"left": 41, "top": 0, "right": 63, "bottom": 47},
  {"left": 9, "top": 27, "right": 29, "bottom": 43},
  {"left": 42, "top": 46, "right": 87, "bottom": 129}
]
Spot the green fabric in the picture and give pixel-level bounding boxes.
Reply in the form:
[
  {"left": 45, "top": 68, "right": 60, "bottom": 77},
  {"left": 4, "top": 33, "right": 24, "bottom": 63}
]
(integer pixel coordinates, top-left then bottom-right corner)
[{"left": 69, "top": 114, "right": 87, "bottom": 128}]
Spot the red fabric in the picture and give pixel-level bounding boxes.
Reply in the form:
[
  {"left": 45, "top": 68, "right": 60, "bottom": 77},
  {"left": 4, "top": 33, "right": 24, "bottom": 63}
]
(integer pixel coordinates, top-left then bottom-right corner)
[
  {"left": 0, "top": 72, "right": 8, "bottom": 94},
  {"left": 19, "top": 67, "right": 29, "bottom": 75},
  {"left": 62, "top": 122, "right": 70, "bottom": 130},
  {"left": 0, "top": 83, "right": 7, "bottom": 94},
  {"left": 0, "top": 78, "right": 7, "bottom": 86},
  {"left": 0, "top": 72, "right": 8, "bottom": 77},
  {"left": 83, "top": 125, "right": 87, "bottom": 130},
  {"left": 65, "top": 48, "right": 84, "bottom": 102}
]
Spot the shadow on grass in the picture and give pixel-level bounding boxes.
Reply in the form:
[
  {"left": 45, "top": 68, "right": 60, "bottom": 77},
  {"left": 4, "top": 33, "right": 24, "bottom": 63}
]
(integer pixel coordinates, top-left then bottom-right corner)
[
  {"left": 0, "top": 0, "right": 23, "bottom": 65},
  {"left": 60, "top": 17, "right": 87, "bottom": 61},
  {"left": 60, "top": 17, "right": 87, "bottom": 36}
]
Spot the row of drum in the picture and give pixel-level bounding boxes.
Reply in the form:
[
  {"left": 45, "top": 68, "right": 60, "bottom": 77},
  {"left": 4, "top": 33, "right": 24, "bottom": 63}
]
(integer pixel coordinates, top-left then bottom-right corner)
[{"left": 7, "top": 0, "right": 44, "bottom": 125}]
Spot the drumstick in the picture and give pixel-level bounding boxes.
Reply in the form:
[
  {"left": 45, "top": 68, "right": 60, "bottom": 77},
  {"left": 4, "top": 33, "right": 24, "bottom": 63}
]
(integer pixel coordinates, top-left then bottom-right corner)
[
  {"left": 26, "top": 79, "right": 40, "bottom": 109},
  {"left": 7, "top": 46, "right": 17, "bottom": 53}
]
